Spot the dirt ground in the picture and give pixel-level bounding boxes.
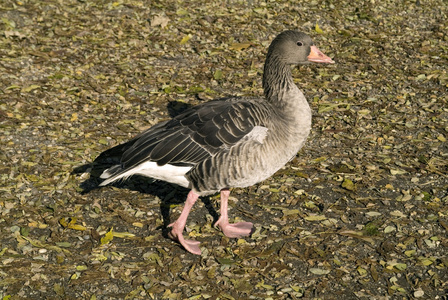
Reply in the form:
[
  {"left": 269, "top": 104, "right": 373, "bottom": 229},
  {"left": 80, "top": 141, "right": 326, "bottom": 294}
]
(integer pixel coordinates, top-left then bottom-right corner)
[{"left": 1, "top": 0, "right": 447, "bottom": 299}]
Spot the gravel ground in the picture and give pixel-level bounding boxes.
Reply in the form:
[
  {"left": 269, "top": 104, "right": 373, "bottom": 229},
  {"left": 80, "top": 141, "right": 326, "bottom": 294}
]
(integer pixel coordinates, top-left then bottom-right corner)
[{"left": 1, "top": 0, "right": 447, "bottom": 299}]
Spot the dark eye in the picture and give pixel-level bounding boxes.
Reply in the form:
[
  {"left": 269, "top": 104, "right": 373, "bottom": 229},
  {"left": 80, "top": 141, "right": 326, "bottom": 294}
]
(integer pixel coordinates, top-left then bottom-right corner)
[{"left": 296, "top": 41, "right": 303, "bottom": 46}]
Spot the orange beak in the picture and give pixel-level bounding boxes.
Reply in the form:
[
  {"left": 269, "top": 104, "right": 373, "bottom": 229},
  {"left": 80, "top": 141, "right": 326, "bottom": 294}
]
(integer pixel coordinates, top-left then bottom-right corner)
[{"left": 307, "top": 45, "right": 335, "bottom": 64}]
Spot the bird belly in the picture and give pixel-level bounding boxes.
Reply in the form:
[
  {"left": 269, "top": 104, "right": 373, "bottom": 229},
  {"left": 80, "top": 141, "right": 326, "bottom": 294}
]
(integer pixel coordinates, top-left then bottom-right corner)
[
  {"left": 187, "top": 124, "right": 311, "bottom": 194},
  {"left": 100, "top": 161, "right": 192, "bottom": 188},
  {"left": 133, "top": 161, "right": 192, "bottom": 188}
]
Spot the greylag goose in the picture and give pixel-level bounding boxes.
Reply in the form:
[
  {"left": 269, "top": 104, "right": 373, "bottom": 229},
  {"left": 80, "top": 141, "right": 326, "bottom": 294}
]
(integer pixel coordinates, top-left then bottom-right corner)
[{"left": 98, "top": 30, "right": 334, "bottom": 255}]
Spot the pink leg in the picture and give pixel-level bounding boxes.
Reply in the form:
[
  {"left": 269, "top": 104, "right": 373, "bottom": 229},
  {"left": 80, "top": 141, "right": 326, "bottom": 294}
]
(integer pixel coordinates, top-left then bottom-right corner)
[
  {"left": 214, "top": 189, "right": 253, "bottom": 238},
  {"left": 168, "top": 190, "right": 201, "bottom": 255}
]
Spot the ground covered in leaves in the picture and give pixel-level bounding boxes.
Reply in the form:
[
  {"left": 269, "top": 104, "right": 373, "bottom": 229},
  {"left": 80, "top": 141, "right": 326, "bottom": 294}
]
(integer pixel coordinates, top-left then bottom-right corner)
[{"left": 1, "top": 0, "right": 447, "bottom": 299}]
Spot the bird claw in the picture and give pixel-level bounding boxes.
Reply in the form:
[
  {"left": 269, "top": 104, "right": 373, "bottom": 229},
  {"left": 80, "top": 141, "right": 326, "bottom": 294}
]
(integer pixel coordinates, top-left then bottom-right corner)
[
  {"left": 168, "top": 223, "right": 201, "bottom": 255},
  {"left": 215, "top": 219, "right": 254, "bottom": 238}
]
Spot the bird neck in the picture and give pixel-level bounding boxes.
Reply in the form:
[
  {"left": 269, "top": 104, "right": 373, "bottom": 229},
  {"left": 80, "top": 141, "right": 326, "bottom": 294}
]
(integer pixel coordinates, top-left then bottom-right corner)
[{"left": 262, "top": 54, "right": 298, "bottom": 108}]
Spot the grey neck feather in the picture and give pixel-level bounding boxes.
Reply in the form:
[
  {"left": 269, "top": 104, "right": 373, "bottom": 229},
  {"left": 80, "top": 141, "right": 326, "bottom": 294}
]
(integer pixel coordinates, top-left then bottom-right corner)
[{"left": 262, "top": 52, "right": 296, "bottom": 107}]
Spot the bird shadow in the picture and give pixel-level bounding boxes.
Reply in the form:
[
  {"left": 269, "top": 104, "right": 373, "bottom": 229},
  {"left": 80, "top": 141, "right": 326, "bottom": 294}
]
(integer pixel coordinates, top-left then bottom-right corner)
[{"left": 71, "top": 100, "right": 220, "bottom": 238}]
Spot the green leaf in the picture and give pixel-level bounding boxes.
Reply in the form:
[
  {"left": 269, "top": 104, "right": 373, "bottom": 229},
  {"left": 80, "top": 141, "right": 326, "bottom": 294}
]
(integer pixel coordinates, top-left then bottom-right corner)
[
  {"left": 364, "top": 222, "right": 379, "bottom": 235},
  {"left": 112, "top": 231, "right": 136, "bottom": 238},
  {"left": 366, "top": 211, "right": 381, "bottom": 217},
  {"left": 0, "top": 247, "right": 7, "bottom": 256},
  {"left": 419, "top": 258, "right": 434, "bottom": 266},
  {"left": 390, "top": 168, "right": 407, "bottom": 175},
  {"left": 20, "top": 226, "right": 30, "bottom": 237},
  {"left": 2, "top": 17, "right": 16, "bottom": 28},
  {"left": 415, "top": 74, "right": 426, "bottom": 81},
  {"left": 256, "top": 280, "right": 274, "bottom": 290},
  {"left": 394, "top": 263, "right": 407, "bottom": 271},
  {"left": 315, "top": 22, "right": 324, "bottom": 34},
  {"left": 143, "top": 252, "right": 163, "bottom": 266},
  {"left": 229, "top": 42, "right": 252, "bottom": 51},
  {"left": 76, "top": 265, "right": 88, "bottom": 271},
  {"left": 55, "top": 242, "right": 72, "bottom": 248},
  {"left": 53, "top": 283, "right": 64, "bottom": 296},
  {"left": 21, "top": 84, "right": 40, "bottom": 93},
  {"left": 176, "top": 8, "right": 189, "bottom": 16},
  {"left": 357, "top": 266, "right": 367, "bottom": 276},
  {"left": 180, "top": 34, "right": 192, "bottom": 45},
  {"left": 100, "top": 228, "right": 114, "bottom": 245},
  {"left": 305, "top": 215, "right": 327, "bottom": 221},
  {"left": 384, "top": 225, "right": 396, "bottom": 233},
  {"left": 341, "top": 178, "right": 355, "bottom": 191},
  {"left": 213, "top": 69, "right": 223, "bottom": 80},
  {"left": 6, "top": 85, "right": 21, "bottom": 90},
  {"left": 283, "top": 209, "right": 300, "bottom": 216},
  {"left": 318, "top": 103, "right": 347, "bottom": 113},
  {"left": 310, "top": 268, "right": 330, "bottom": 275},
  {"left": 98, "top": 138, "right": 109, "bottom": 145}
]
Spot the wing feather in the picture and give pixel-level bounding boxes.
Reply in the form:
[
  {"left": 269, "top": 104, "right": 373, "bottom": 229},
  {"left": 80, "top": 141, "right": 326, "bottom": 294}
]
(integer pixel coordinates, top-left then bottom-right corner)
[
  {"left": 118, "top": 99, "right": 270, "bottom": 171},
  {"left": 151, "top": 135, "right": 192, "bottom": 165}
]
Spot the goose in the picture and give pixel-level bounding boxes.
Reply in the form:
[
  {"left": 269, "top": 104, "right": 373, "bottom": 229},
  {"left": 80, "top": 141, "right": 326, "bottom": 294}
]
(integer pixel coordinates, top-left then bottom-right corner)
[{"left": 97, "top": 30, "right": 334, "bottom": 255}]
